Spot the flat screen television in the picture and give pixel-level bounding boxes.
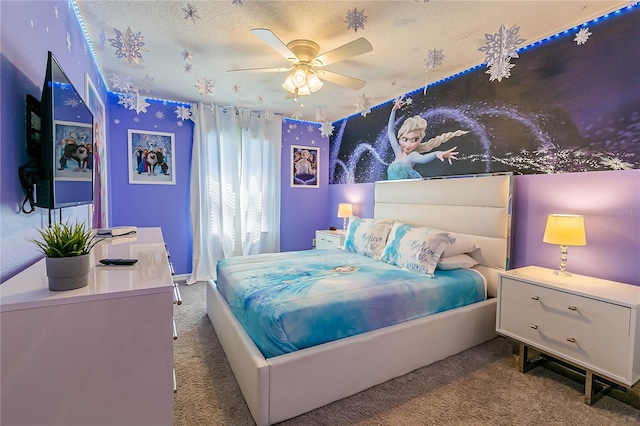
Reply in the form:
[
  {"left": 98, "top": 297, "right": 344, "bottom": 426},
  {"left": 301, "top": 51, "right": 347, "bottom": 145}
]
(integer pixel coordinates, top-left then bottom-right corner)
[{"left": 28, "top": 51, "right": 94, "bottom": 209}]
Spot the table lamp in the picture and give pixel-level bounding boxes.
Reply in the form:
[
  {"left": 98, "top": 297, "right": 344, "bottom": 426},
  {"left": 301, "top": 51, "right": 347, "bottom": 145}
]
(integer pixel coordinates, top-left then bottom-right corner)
[
  {"left": 337, "top": 203, "right": 353, "bottom": 232},
  {"left": 542, "top": 214, "right": 586, "bottom": 276}
]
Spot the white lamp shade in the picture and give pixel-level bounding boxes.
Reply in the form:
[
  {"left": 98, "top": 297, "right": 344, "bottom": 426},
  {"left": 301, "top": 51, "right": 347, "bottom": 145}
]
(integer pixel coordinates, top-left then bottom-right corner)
[
  {"left": 282, "top": 75, "right": 296, "bottom": 93},
  {"left": 543, "top": 214, "right": 586, "bottom": 246},
  {"left": 337, "top": 203, "right": 353, "bottom": 218}
]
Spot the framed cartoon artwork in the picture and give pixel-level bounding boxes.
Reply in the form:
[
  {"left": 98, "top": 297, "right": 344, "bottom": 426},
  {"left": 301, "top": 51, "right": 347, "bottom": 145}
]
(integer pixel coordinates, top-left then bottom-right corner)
[
  {"left": 291, "top": 145, "right": 319, "bottom": 188},
  {"left": 128, "top": 129, "right": 176, "bottom": 185},
  {"left": 54, "top": 120, "right": 93, "bottom": 181}
]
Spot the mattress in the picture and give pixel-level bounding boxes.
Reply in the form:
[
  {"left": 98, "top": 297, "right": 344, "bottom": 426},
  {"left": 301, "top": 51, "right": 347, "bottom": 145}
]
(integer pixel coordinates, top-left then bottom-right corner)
[{"left": 216, "top": 249, "right": 486, "bottom": 358}]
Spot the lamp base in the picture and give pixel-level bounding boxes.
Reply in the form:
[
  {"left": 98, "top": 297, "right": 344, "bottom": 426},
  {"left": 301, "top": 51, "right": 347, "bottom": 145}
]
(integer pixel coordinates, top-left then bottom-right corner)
[
  {"left": 342, "top": 217, "right": 348, "bottom": 232},
  {"left": 553, "top": 270, "right": 572, "bottom": 277}
]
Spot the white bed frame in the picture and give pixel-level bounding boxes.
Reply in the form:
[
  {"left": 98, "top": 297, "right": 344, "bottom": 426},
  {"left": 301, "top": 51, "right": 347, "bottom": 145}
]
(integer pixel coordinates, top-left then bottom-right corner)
[{"left": 207, "top": 173, "right": 513, "bottom": 425}]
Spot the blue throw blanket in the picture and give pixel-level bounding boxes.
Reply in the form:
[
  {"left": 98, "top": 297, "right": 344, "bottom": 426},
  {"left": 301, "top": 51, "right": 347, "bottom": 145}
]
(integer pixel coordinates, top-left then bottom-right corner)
[{"left": 217, "top": 249, "right": 486, "bottom": 358}]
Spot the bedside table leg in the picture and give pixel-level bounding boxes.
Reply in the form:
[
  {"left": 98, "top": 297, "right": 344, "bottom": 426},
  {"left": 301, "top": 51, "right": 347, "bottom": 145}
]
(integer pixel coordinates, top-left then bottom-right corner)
[
  {"left": 518, "top": 343, "right": 545, "bottom": 374},
  {"left": 585, "top": 371, "right": 614, "bottom": 405}
]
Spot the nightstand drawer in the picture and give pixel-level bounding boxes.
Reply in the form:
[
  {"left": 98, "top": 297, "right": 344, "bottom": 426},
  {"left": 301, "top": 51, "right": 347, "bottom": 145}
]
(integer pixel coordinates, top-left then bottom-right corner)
[
  {"left": 315, "top": 231, "right": 344, "bottom": 249},
  {"left": 501, "top": 276, "right": 630, "bottom": 334},
  {"left": 500, "top": 299, "right": 629, "bottom": 380}
]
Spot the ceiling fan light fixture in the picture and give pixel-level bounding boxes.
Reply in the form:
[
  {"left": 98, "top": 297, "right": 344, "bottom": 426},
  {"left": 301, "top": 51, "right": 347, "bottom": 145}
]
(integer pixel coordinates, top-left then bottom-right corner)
[
  {"left": 292, "top": 67, "right": 308, "bottom": 88},
  {"left": 307, "top": 72, "right": 323, "bottom": 93},
  {"left": 282, "top": 74, "right": 296, "bottom": 93}
]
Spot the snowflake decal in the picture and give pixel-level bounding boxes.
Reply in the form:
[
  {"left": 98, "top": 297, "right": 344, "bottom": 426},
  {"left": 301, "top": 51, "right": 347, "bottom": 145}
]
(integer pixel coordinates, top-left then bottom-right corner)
[
  {"left": 184, "top": 63, "right": 193, "bottom": 73},
  {"left": 233, "top": 84, "right": 242, "bottom": 94},
  {"left": 182, "top": 49, "right": 193, "bottom": 61},
  {"left": 117, "top": 93, "right": 136, "bottom": 110},
  {"left": 425, "top": 48, "right": 445, "bottom": 71},
  {"left": 155, "top": 111, "right": 165, "bottom": 119},
  {"left": 478, "top": 24, "right": 526, "bottom": 82},
  {"left": 114, "top": 119, "right": 120, "bottom": 125},
  {"left": 320, "top": 122, "right": 335, "bottom": 138},
  {"left": 175, "top": 105, "right": 192, "bottom": 121},
  {"left": 108, "top": 27, "right": 146, "bottom": 64},
  {"left": 182, "top": 3, "right": 200, "bottom": 23},
  {"left": 195, "top": 78, "right": 214, "bottom": 96},
  {"left": 64, "top": 98, "right": 80, "bottom": 108},
  {"left": 478, "top": 24, "right": 526, "bottom": 65},
  {"left": 133, "top": 94, "right": 149, "bottom": 114},
  {"left": 486, "top": 58, "right": 515, "bottom": 82},
  {"left": 263, "top": 110, "right": 275, "bottom": 121},
  {"left": 133, "top": 117, "right": 140, "bottom": 122},
  {"left": 307, "top": 125, "right": 315, "bottom": 133},
  {"left": 110, "top": 73, "right": 133, "bottom": 93},
  {"left": 354, "top": 93, "right": 372, "bottom": 117},
  {"left": 177, "top": 121, "right": 184, "bottom": 127},
  {"left": 345, "top": 7, "right": 367, "bottom": 33},
  {"left": 232, "top": 0, "right": 243, "bottom": 5},
  {"left": 291, "top": 112, "right": 303, "bottom": 120},
  {"left": 574, "top": 27, "right": 592, "bottom": 45}
]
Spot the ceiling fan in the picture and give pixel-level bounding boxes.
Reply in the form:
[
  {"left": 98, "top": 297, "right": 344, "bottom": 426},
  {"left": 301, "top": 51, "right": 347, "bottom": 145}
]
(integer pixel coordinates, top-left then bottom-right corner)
[{"left": 227, "top": 29, "right": 373, "bottom": 97}]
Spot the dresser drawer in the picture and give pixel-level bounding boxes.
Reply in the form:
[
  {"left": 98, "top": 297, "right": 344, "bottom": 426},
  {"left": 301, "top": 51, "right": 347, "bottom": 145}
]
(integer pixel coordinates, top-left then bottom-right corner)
[
  {"left": 500, "top": 277, "right": 630, "bottom": 334},
  {"left": 500, "top": 298, "right": 629, "bottom": 380},
  {"left": 315, "top": 231, "right": 344, "bottom": 249}
]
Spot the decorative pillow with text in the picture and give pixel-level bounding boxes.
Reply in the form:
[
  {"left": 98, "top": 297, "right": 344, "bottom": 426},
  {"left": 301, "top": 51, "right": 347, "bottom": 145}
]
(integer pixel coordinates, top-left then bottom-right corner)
[
  {"left": 344, "top": 217, "right": 394, "bottom": 259},
  {"left": 380, "top": 223, "right": 453, "bottom": 277}
]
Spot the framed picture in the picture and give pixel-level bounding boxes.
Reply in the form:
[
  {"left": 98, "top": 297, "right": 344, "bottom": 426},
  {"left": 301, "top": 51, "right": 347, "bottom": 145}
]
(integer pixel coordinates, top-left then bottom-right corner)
[
  {"left": 291, "top": 145, "right": 319, "bottom": 188},
  {"left": 54, "top": 120, "right": 93, "bottom": 181},
  {"left": 128, "top": 129, "right": 176, "bottom": 185},
  {"left": 85, "top": 74, "right": 108, "bottom": 227}
]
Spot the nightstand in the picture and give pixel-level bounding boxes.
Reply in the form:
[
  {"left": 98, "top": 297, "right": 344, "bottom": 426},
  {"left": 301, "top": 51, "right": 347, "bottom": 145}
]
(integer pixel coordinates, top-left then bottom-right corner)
[
  {"left": 497, "top": 266, "right": 640, "bottom": 405},
  {"left": 315, "top": 230, "right": 345, "bottom": 249}
]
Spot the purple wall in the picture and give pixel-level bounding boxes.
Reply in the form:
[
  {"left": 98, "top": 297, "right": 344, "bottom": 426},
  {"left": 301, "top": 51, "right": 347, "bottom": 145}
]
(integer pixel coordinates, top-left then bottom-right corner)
[
  {"left": 1, "top": 1, "right": 108, "bottom": 282},
  {"left": 327, "top": 169, "right": 640, "bottom": 286},
  {"left": 107, "top": 95, "right": 194, "bottom": 276},
  {"left": 510, "top": 170, "right": 639, "bottom": 285},
  {"left": 280, "top": 120, "right": 330, "bottom": 251}
]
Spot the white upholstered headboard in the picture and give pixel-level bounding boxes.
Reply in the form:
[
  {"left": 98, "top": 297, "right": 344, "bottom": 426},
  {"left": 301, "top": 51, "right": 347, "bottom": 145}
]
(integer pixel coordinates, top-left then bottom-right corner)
[{"left": 374, "top": 173, "right": 513, "bottom": 297}]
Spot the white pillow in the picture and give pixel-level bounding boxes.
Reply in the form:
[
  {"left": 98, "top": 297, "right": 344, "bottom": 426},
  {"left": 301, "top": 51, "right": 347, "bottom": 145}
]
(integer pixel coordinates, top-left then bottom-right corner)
[
  {"left": 442, "top": 234, "right": 479, "bottom": 257},
  {"left": 380, "top": 222, "right": 453, "bottom": 277},
  {"left": 436, "top": 253, "right": 479, "bottom": 270},
  {"left": 343, "top": 217, "right": 394, "bottom": 259}
]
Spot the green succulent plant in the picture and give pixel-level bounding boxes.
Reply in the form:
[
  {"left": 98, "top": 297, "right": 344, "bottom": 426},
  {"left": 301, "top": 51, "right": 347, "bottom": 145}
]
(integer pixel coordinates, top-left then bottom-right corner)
[{"left": 30, "top": 221, "right": 98, "bottom": 258}]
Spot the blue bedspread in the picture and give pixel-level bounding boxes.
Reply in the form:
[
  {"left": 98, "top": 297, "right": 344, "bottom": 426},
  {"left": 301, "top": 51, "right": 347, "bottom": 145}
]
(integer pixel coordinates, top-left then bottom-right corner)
[{"left": 216, "top": 249, "right": 486, "bottom": 358}]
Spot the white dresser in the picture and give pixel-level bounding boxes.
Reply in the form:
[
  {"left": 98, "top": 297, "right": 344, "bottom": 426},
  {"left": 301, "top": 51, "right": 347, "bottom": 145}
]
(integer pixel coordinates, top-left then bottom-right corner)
[
  {"left": 0, "top": 227, "right": 175, "bottom": 426},
  {"left": 315, "top": 229, "right": 345, "bottom": 249},
  {"left": 497, "top": 266, "right": 640, "bottom": 404}
]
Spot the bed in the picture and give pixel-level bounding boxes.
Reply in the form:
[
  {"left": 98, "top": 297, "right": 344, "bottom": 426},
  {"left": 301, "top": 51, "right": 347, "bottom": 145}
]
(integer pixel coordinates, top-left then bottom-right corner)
[{"left": 206, "top": 173, "right": 513, "bottom": 425}]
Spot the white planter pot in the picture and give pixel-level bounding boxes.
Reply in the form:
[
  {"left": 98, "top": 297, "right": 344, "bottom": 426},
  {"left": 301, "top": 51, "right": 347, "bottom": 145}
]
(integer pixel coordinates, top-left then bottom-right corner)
[{"left": 45, "top": 253, "right": 91, "bottom": 291}]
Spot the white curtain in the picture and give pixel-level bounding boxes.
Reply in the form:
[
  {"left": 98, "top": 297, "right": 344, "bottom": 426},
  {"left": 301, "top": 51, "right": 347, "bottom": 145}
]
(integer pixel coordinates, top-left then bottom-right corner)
[{"left": 188, "top": 103, "right": 282, "bottom": 283}]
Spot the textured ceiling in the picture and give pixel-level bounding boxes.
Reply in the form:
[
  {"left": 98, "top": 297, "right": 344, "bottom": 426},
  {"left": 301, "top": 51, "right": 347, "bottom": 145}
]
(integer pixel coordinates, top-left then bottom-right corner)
[{"left": 75, "top": 1, "right": 629, "bottom": 123}]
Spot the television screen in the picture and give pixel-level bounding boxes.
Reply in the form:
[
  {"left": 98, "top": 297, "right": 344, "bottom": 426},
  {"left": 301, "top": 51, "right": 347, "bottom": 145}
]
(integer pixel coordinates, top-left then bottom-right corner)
[{"left": 35, "top": 51, "right": 94, "bottom": 209}]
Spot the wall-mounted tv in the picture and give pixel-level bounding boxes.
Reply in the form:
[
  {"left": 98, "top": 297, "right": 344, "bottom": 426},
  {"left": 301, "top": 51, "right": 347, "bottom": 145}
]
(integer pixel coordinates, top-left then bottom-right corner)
[{"left": 29, "top": 51, "right": 94, "bottom": 209}]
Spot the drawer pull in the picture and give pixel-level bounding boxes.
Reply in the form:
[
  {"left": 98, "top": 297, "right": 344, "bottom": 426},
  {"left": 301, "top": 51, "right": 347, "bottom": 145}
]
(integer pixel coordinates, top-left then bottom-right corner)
[
  {"left": 531, "top": 296, "right": 539, "bottom": 301},
  {"left": 567, "top": 337, "right": 576, "bottom": 343},
  {"left": 529, "top": 325, "right": 538, "bottom": 330},
  {"left": 568, "top": 306, "right": 577, "bottom": 311}
]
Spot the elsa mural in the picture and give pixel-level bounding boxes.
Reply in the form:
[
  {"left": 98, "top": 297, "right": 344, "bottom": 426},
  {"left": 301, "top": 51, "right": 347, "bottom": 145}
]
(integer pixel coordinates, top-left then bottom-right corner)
[{"left": 387, "top": 97, "right": 468, "bottom": 180}]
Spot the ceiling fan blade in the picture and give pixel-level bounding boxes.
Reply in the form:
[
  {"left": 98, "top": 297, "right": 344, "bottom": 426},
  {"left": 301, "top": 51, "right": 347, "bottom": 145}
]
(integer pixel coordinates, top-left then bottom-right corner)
[
  {"left": 227, "top": 66, "right": 291, "bottom": 73},
  {"left": 316, "top": 70, "right": 367, "bottom": 90},
  {"left": 313, "top": 38, "right": 373, "bottom": 67},
  {"left": 251, "top": 28, "right": 298, "bottom": 62}
]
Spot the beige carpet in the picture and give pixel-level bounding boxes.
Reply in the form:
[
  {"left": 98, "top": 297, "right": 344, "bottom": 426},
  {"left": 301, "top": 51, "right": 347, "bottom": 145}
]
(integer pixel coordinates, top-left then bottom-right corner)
[{"left": 173, "top": 281, "right": 640, "bottom": 425}]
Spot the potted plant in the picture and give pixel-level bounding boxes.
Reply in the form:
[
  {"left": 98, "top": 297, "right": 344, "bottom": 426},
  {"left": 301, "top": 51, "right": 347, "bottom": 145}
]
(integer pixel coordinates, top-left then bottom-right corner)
[{"left": 30, "top": 221, "right": 98, "bottom": 291}]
